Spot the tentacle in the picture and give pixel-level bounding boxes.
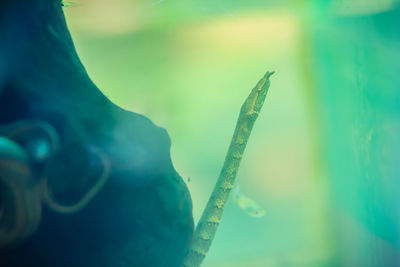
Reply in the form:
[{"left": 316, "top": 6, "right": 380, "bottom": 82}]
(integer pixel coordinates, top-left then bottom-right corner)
[
  {"left": 0, "top": 137, "right": 42, "bottom": 248},
  {"left": 183, "top": 72, "right": 274, "bottom": 266},
  {"left": 41, "top": 147, "right": 111, "bottom": 214},
  {"left": 0, "top": 120, "right": 60, "bottom": 162}
]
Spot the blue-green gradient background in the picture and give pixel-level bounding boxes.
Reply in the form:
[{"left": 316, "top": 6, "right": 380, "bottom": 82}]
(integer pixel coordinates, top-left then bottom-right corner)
[{"left": 64, "top": 1, "right": 400, "bottom": 266}]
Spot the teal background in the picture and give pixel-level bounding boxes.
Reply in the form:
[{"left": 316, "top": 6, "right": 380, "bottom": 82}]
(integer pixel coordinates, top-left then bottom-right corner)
[{"left": 64, "top": 1, "right": 400, "bottom": 266}]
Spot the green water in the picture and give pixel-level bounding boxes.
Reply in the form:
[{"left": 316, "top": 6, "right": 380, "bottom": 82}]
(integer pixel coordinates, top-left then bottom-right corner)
[{"left": 65, "top": 1, "right": 400, "bottom": 266}]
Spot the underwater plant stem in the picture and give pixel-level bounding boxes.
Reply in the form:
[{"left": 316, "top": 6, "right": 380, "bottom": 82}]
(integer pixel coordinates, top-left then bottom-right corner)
[{"left": 183, "top": 71, "right": 274, "bottom": 267}]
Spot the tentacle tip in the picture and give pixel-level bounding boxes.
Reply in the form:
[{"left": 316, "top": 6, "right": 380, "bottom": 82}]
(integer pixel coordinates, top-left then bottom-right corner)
[{"left": 264, "top": 71, "right": 275, "bottom": 79}]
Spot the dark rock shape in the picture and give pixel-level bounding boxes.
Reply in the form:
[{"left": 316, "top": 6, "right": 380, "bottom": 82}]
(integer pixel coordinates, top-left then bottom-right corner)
[{"left": 0, "top": 0, "right": 193, "bottom": 266}]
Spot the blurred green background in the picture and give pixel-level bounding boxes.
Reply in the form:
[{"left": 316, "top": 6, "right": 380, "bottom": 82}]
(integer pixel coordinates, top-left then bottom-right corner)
[{"left": 64, "top": 0, "right": 400, "bottom": 266}]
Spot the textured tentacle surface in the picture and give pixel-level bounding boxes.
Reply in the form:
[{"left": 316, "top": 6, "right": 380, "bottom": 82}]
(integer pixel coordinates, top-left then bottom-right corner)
[{"left": 183, "top": 72, "right": 274, "bottom": 267}]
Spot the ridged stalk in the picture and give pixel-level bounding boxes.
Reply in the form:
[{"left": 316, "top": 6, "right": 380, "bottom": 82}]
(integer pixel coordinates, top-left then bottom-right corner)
[{"left": 183, "top": 71, "right": 274, "bottom": 267}]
